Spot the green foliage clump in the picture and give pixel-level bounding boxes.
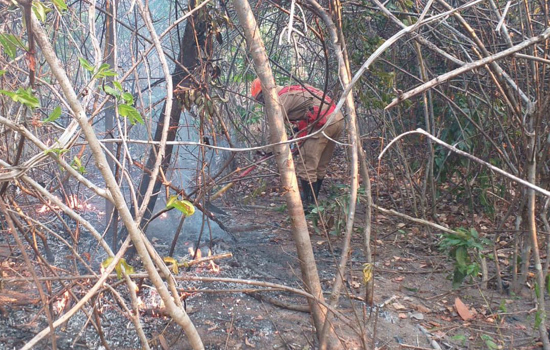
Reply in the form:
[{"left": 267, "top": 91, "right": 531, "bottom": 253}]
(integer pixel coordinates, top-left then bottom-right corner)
[{"left": 439, "top": 227, "right": 490, "bottom": 289}]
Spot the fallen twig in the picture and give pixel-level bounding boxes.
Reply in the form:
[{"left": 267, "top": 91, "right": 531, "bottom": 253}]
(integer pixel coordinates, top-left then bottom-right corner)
[
  {"left": 178, "top": 252, "right": 233, "bottom": 268},
  {"left": 371, "top": 203, "right": 459, "bottom": 236},
  {"left": 418, "top": 325, "right": 443, "bottom": 350},
  {"left": 245, "top": 291, "right": 310, "bottom": 313}
]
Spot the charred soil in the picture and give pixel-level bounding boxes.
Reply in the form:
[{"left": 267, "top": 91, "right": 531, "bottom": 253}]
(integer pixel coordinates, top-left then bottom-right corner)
[{"left": 0, "top": 148, "right": 546, "bottom": 349}]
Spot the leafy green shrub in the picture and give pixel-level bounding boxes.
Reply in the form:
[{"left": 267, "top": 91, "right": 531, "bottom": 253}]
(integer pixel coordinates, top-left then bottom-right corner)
[{"left": 439, "top": 228, "right": 490, "bottom": 289}]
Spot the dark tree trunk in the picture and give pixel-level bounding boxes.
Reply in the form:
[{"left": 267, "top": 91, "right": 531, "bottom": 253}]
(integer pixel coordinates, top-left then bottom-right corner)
[{"left": 119, "top": 1, "right": 210, "bottom": 251}]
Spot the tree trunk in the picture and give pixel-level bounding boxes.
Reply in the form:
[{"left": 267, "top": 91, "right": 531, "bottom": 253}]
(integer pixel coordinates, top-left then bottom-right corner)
[
  {"left": 304, "top": 1, "right": 361, "bottom": 348},
  {"left": 123, "top": 0, "right": 209, "bottom": 250},
  {"left": 103, "top": 0, "right": 118, "bottom": 245},
  {"left": 525, "top": 105, "right": 550, "bottom": 349},
  {"left": 231, "top": 0, "right": 342, "bottom": 348}
]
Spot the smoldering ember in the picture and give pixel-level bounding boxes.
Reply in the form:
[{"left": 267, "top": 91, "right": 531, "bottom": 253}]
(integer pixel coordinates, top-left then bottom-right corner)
[{"left": 1, "top": 1, "right": 550, "bottom": 349}]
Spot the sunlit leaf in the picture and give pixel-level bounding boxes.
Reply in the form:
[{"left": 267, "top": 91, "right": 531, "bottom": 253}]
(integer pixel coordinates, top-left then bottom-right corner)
[
  {"left": 113, "top": 81, "right": 123, "bottom": 91},
  {"left": 79, "top": 57, "right": 95, "bottom": 72},
  {"left": 102, "top": 257, "right": 114, "bottom": 268},
  {"left": 101, "top": 257, "right": 134, "bottom": 280},
  {"left": 0, "top": 35, "right": 16, "bottom": 59},
  {"left": 0, "top": 88, "right": 40, "bottom": 109},
  {"left": 163, "top": 257, "right": 179, "bottom": 274},
  {"left": 166, "top": 196, "right": 195, "bottom": 216},
  {"left": 120, "top": 259, "right": 135, "bottom": 276},
  {"left": 51, "top": 0, "right": 68, "bottom": 11},
  {"left": 96, "top": 63, "right": 117, "bottom": 78},
  {"left": 32, "top": 1, "right": 51, "bottom": 22},
  {"left": 118, "top": 104, "right": 143, "bottom": 125},
  {"left": 0, "top": 33, "right": 27, "bottom": 59},
  {"left": 362, "top": 263, "right": 373, "bottom": 284},
  {"left": 43, "top": 106, "right": 62, "bottom": 123},
  {"left": 71, "top": 156, "right": 86, "bottom": 174},
  {"left": 44, "top": 148, "right": 69, "bottom": 156},
  {"left": 121, "top": 92, "right": 134, "bottom": 105},
  {"left": 103, "top": 85, "right": 120, "bottom": 98}
]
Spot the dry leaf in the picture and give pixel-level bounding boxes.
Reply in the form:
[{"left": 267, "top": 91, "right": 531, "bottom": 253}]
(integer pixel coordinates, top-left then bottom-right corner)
[
  {"left": 392, "top": 302, "right": 406, "bottom": 310},
  {"left": 245, "top": 337, "right": 255, "bottom": 348},
  {"left": 455, "top": 297, "right": 473, "bottom": 321},
  {"left": 412, "top": 303, "right": 431, "bottom": 313},
  {"left": 398, "top": 313, "right": 408, "bottom": 319}
]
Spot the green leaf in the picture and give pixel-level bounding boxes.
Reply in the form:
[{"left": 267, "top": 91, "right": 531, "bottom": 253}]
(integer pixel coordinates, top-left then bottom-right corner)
[
  {"left": 97, "top": 70, "right": 118, "bottom": 78},
  {"left": 0, "top": 34, "right": 16, "bottom": 59},
  {"left": 163, "top": 257, "right": 179, "bottom": 274},
  {"left": 96, "top": 63, "right": 117, "bottom": 78},
  {"left": 0, "top": 89, "right": 15, "bottom": 99},
  {"left": 79, "top": 57, "right": 95, "bottom": 72},
  {"left": 535, "top": 282, "right": 541, "bottom": 299},
  {"left": 32, "top": 1, "right": 51, "bottom": 22},
  {"left": 15, "top": 88, "right": 40, "bottom": 109},
  {"left": 0, "top": 34, "right": 27, "bottom": 59},
  {"left": 455, "top": 246, "right": 468, "bottom": 267},
  {"left": 0, "top": 70, "right": 5, "bottom": 77},
  {"left": 103, "top": 85, "right": 120, "bottom": 98},
  {"left": 71, "top": 156, "right": 86, "bottom": 174},
  {"left": 43, "top": 106, "right": 62, "bottom": 123},
  {"left": 98, "top": 63, "right": 110, "bottom": 71},
  {"left": 44, "top": 148, "right": 69, "bottom": 156},
  {"left": 450, "top": 334, "right": 466, "bottom": 345},
  {"left": 481, "top": 335, "right": 498, "bottom": 350},
  {"left": 118, "top": 104, "right": 143, "bottom": 125},
  {"left": 166, "top": 196, "right": 195, "bottom": 216},
  {"left": 51, "top": 0, "right": 68, "bottom": 11},
  {"left": 0, "top": 88, "right": 40, "bottom": 109},
  {"left": 121, "top": 92, "right": 134, "bottom": 105},
  {"left": 113, "top": 81, "right": 123, "bottom": 91}
]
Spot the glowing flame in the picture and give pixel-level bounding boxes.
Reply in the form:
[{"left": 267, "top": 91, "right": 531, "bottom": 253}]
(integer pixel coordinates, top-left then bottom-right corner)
[
  {"left": 187, "top": 246, "right": 220, "bottom": 272},
  {"left": 209, "top": 260, "right": 220, "bottom": 272},
  {"left": 137, "top": 296, "right": 145, "bottom": 310},
  {"left": 188, "top": 247, "right": 202, "bottom": 260},
  {"left": 53, "top": 291, "right": 70, "bottom": 314},
  {"left": 37, "top": 204, "right": 51, "bottom": 213},
  {"left": 37, "top": 195, "right": 97, "bottom": 213},
  {"left": 208, "top": 249, "right": 220, "bottom": 272}
]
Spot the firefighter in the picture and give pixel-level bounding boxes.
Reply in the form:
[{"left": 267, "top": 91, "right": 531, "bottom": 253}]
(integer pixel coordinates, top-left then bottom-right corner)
[{"left": 251, "top": 78, "right": 345, "bottom": 208}]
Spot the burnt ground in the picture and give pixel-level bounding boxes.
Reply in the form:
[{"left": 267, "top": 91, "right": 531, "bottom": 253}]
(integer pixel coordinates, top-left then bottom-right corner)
[{"left": 0, "top": 148, "right": 547, "bottom": 349}]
